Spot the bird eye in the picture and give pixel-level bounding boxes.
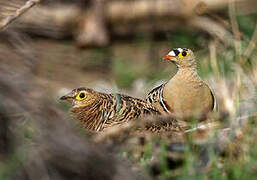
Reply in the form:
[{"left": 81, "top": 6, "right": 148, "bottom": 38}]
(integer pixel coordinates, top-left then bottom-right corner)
[
  {"left": 182, "top": 51, "right": 187, "bottom": 56},
  {"left": 80, "top": 93, "right": 85, "bottom": 98},
  {"left": 76, "top": 92, "right": 87, "bottom": 100}
]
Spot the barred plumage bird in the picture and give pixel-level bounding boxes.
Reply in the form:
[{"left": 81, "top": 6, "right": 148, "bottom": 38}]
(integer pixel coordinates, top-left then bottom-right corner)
[
  {"left": 60, "top": 87, "right": 160, "bottom": 131},
  {"left": 147, "top": 48, "right": 217, "bottom": 120}
]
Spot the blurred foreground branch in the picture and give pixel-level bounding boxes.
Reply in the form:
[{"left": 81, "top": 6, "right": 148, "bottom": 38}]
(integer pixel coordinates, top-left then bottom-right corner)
[{"left": 0, "top": 35, "right": 139, "bottom": 180}]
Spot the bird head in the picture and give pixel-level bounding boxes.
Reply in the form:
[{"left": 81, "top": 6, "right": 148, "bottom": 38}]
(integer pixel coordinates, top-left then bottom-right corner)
[
  {"left": 162, "top": 48, "right": 196, "bottom": 68},
  {"left": 60, "top": 87, "right": 97, "bottom": 107}
]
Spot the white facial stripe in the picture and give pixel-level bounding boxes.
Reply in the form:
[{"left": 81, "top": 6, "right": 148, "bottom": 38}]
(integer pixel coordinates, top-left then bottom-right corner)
[
  {"left": 79, "top": 90, "right": 87, "bottom": 94},
  {"left": 168, "top": 50, "right": 176, "bottom": 56},
  {"left": 177, "top": 48, "right": 183, "bottom": 52}
]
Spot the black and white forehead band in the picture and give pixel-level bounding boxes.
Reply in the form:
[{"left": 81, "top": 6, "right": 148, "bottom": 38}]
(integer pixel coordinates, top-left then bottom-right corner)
[{"left": 168, "top": 48, "right": 188, "bottom": 56}]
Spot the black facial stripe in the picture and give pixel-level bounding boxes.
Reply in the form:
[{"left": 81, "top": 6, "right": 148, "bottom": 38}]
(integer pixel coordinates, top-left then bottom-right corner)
[{"left": 173, "top": 49, "right": 180, "bottom": 56}]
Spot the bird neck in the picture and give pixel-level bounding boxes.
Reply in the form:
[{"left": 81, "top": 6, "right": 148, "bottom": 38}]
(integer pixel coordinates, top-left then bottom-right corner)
[
  {"left": 175, "top": 57, "right": 197, "bottom": 69},
  {"left": 173, "top": 66, "right": 202, "bottom": 84},
  {"left": 177, "top": 66, "right": 197, "bottom": 74},
  {"left": 71, "top": 98, "right": 104, "bottom": 131}
]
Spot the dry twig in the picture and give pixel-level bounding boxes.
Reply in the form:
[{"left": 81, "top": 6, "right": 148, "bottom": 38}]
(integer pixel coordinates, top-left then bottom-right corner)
[
  {"left": 229, "top": 0, "right": 242, "bottom": 57},
  {"left": 244, "top": 23, "right": 257, "bottom": 58},
  {"left": 189, "top": 16, "right": 234, "bottom": 47},
  {"left": 0, "top": 0, "right": 41, "bottom": 31},
  {"left": 209, "top": 40, "right": 221, "bottom": 81}
]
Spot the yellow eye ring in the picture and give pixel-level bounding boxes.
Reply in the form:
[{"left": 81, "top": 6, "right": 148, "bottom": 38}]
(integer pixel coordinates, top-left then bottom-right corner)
[
  {"left": 178, "top": 51, "right": 189, "bottom": 58},
  {"left": 76, "top": 91, "right": 87, "bottom": 100}
]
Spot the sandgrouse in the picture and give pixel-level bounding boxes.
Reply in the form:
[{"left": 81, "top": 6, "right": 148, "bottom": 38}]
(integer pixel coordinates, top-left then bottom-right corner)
[
  {"left": 147, "top": 48, "right": 217, "bottom": 120},
  {"left": 60, "top": 87, "right": 160, "bottom": 131}
]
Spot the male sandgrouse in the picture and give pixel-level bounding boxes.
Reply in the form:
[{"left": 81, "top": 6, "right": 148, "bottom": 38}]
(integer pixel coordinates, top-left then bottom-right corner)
[
  {"left": 147, "top": 48, "right": 217, "bottom": 120},
  {"left": 60, "top": 87, "right": 160, "bottom": 131}
]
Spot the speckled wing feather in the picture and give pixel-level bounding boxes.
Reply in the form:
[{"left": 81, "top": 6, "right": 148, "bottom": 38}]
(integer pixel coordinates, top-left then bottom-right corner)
[
  {"left": 71, "top": 92, "right": 160, "bottom": 131},
  {"left": 210, "top": 88, "right": 217, "bottom": 111},
  {"left": 146, "top": 83, "right": 171, "bottom": 113}
]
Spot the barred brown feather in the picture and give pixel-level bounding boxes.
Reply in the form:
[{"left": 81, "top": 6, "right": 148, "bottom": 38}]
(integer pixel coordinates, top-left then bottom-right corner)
[{"left": 61, "top": 87, "right": 160, "bottom": 131}]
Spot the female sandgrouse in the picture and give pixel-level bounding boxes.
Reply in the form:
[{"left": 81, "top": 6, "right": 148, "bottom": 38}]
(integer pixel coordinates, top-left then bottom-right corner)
[
  {"left": 146, "top": 48, "right": 217, "bottom": 120},
  {"left": 60, "top": 87, "right": 160, "bottom": 131}
]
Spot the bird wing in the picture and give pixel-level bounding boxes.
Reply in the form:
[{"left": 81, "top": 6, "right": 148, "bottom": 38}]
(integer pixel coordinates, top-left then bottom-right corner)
[
  {"left": 146, "top": 84, "right": 164, "bottom": 103},
  {"left": 210, "top": 88, "right": 218, "bottom": 112},
  {"left": 113, "top": 94, "right": 160, "bottom": 122},
  {"left": 146, "top": 83, "right": 171, "bottom": 113}
]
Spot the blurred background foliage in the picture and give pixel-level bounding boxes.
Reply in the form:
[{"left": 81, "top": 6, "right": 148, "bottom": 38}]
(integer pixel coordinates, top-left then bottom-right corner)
[{"left": 0, "top": 0, "right": 257, "bottom": 179}]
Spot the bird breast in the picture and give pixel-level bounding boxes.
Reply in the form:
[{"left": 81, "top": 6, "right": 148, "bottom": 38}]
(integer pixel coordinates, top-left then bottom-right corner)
[{"left": 163, "top": 75, "right": 213, "bottom": 119}]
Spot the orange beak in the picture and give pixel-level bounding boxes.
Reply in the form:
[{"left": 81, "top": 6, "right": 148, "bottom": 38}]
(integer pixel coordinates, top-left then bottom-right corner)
[{"left": 162, "top": 55, "right": 174, "bottom": 61}]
